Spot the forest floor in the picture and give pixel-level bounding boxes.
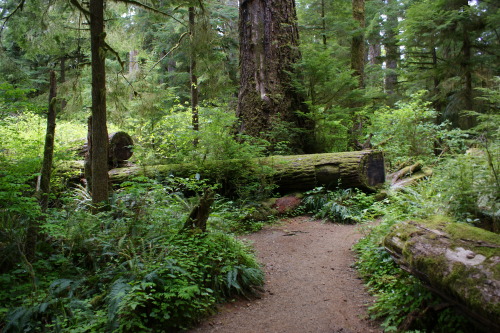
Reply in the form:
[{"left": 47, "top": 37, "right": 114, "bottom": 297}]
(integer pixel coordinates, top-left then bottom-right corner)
[{"left": 188, "top": 216, "right": 382, "bottom": 333}]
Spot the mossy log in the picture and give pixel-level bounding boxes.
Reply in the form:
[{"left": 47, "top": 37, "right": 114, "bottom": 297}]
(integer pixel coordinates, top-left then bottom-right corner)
[
  {"left": 108, "top": 150, "right": 385, "bottom": 192},
  {"left": 383, "top": 218, "right": 500, "bottom": 332}
]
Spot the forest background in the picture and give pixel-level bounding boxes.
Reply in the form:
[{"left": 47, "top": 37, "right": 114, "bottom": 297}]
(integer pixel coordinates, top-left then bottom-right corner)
[{"left": 0, "top": 0, "right": 499, "bottom": 332}]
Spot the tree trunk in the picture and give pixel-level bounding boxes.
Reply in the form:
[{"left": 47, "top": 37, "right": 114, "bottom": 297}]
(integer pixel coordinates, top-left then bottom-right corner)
[
  {"left": 237, "top": 0, "right": 313, "bottom": 153},
  {"left": 182, "top": 189, "right": 215, "bottom": 232},
  {"left": 384, "top": 219, "right": 500, "bottom": 332},
  {"left": 89, "top": 0, "right": 109, "bottom": 208},
  {"left": 108, "top": 150, "right": 385, "bottom": 193},
  {"left": 189, "top": 6, "right": 199, "bottom": 146},
  {"left": 321, "top": 0, "right": 327, "bottom": 46},
  {"left": 351, "top": 0, "right": 365, "bottom": 88},
  {"left": 26, "top": 71, "right": 58, "bottom": 261},
  {"left": 384, "top": 0, "right": 398, "bottom": 96}
]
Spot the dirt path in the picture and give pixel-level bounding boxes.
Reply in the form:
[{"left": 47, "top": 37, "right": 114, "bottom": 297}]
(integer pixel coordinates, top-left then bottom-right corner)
[{"left": 189, "top": 216, "right": 381, "bottom": 333}]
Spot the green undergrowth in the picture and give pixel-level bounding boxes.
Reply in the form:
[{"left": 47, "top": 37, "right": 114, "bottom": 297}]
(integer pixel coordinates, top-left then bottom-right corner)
[
  {"left": 299, "top": 187, "right": 380, "bottom": 223},
  {"left": 353, "top": 188, "right": 481, "bottom": 332},
  {"left": 0, "top": 176, "right": 265, "bottom": 332}
]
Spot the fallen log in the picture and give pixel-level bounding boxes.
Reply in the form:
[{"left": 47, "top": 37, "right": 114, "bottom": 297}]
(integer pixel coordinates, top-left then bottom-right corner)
[
  {"left": 72, "top": 131, "right": 134, "bottom": 167},
  {"left": 108, "top": 150, "right": 385, "bottom": 193},
  {"left": 383, "top": 218, "right": 500, "bottom": 332}
]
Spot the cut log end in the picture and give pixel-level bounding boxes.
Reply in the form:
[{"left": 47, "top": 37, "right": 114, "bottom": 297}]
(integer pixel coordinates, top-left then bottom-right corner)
[{"left": 109, "top": 131, "right": 134, "bottom": 165}]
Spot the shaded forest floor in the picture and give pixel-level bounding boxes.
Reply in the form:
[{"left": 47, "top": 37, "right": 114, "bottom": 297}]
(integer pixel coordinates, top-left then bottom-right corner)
[{"left": 189, "top": 216, "right": 381, "bottom": 333}]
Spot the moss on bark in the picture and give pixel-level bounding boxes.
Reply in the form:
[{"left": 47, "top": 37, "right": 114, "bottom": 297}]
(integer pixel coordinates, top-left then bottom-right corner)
[{"left": 384, "top": 218, "right": 500, "bottom": 332}]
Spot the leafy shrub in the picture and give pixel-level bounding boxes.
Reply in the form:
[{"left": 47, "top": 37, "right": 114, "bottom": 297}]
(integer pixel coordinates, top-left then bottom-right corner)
[{"left": 369, "top": 91, "right": 468, "bottom": 169}]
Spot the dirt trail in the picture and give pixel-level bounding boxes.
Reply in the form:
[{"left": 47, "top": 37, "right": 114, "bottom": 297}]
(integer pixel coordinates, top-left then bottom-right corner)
[{"left": 189, "top": 216, "right": 381, "bottom": 333}]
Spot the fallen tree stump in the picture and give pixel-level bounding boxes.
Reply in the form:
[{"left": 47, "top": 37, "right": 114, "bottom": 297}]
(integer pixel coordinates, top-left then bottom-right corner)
[
  {"left": 383, "top": 218, "right": 500, "bottom": 332},
  {"left": 108, "top": 150, "right": 385, "bottom": 193}
]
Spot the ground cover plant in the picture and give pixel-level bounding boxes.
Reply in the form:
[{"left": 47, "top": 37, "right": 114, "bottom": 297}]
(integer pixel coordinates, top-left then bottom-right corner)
[{"left": 0, "top": 176, "right": 265, "bottom": 332}]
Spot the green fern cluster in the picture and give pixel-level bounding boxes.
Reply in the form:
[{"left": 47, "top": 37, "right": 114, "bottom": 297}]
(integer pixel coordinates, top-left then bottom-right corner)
[{"left": 301, "top": 187, "right": 376, "bottom": 223}]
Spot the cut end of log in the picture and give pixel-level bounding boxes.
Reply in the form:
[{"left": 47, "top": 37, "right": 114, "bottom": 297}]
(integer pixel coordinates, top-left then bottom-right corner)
[
  {"left": 109, "top": 131, "right": 134, "bottom": 166},
  {"left": 363, "top": 151, "right": 386, "bottom": 187}
]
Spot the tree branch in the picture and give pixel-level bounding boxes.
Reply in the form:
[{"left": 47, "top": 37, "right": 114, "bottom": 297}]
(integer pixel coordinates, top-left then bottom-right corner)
[
  {"left": 68, "top": 0, "right": 91, "bottom": 17},
  {"left": 1, "top": 0, "right": 26, "bottom": 34},
  {"left": 112, "top": 0, "right": 185, "bottom": 26},
  {"left": 147, "top": 31, "right": 189, "bottom": 74}
]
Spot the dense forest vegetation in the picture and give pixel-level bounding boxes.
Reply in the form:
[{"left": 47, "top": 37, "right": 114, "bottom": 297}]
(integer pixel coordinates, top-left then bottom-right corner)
[{"left": 1, "top": 0, "right": 498, "bottom": 331}]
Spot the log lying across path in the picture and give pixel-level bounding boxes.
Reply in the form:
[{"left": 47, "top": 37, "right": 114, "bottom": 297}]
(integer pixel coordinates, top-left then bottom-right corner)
[
  {"left": 384, "top": 219, "right": 500, "bottom": 332},
  {"left": 108, "top": 150, "right": 385, "bottom": 192}
]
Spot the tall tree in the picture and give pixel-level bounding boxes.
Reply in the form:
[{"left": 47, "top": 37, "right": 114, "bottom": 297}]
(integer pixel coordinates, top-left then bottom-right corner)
[
  {"left": 89, "top": 0, "right": 109, "bottom": 207},
  {"left": 25, "top": 70, "right": 57, "bottom": 261},
  {"left": 400, "top": 0, "right": 499, "bottom": 129},
  {"left": 189, "top": 6, "right": 199, "bottom": 146},
  {"left": 237, "top": 0, "right": 312, "bottom": 153},
  {"left": 383, "top": 0, "right": 398, "bottom": 96},
  {"left": 351, "top": 0, "right": 365, "bottom": 88}
]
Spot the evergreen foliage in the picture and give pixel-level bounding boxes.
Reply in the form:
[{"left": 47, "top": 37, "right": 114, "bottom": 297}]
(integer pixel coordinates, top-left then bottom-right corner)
[{"left": 1, "top": 0, "right": 499, "bottom": 331}]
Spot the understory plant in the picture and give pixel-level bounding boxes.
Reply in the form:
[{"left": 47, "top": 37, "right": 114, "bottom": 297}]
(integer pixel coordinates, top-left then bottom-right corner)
[
  {"left": 301, "top": 187, "right": 377, "bottom": 223},
  {"left": 354, "top": 188, "right": 477, "bottom": 332},
  {"left": 1, "top": 177, "right": 264, "bottom": 332}
]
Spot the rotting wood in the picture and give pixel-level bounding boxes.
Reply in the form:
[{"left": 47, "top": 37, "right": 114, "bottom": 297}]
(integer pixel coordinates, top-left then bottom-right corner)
[
  {"left": 106, "top": 150, "right": 385, "bottom": 193},
  {"left": 383, "top": 218, "right": 500, "bottom": 332}
]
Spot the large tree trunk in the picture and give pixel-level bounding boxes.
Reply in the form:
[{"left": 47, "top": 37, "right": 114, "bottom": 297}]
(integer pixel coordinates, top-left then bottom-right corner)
[
  {"left": 351, "top": 0, "right": 365, "bottom": 88},
  {"left": 89, "top": 0, "right": 109, "bottom": 208},
  {"left": 237, "top": 0, "right": 313, "bottom": 153},
  {"left": 108, "top": 150, "right": 385, "bottom": 193},
  {"left": 384, "top": 219, "right": 500, "bottom": 332}
]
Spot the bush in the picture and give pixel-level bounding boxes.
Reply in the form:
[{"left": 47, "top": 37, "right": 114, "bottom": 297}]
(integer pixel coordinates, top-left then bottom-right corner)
[{"left": 369, "top": 91, "right": 467, "bottom": 169}]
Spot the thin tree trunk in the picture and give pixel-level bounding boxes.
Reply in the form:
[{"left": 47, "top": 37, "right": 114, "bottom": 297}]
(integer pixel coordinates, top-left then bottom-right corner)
[
  {"left": 321, "top": 0, "right": 327, "bottom": 46},
  {"left": 60, "top": 57, "right": 67, "bottom": 110},
  {"left": 189, "top": 6, "right": 199, "bottom": 146},
  {"left": 26, "top": 71, "right": 57, "bottom": 261},
  {"left": 89, "top": 0, "right": 109, "bottom": 209},
  {"left": 384, "top": 0, "right": 398, "bottom": 96},
  {"left": 461, "top": 28, "right": 475, "bottom": 129}
]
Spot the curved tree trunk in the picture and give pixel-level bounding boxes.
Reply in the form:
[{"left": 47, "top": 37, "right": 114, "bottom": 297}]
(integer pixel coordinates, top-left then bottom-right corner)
[{"left": 237, "top": 0, "right": 313, "bottom": 153}]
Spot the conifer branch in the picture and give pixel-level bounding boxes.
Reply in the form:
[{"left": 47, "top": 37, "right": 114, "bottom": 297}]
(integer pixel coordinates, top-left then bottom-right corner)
[
  {"left": 68, "top": 0, "right": 91, "bottom": 17},
  {"left": 1, "top": 0, "right": 26, "bottom": 33},
  {"left": 147, "top": 31, "right": 189, "bottom": 75},
  {"left": 112, "top": 0, "right": 185, "bottom": 26}
]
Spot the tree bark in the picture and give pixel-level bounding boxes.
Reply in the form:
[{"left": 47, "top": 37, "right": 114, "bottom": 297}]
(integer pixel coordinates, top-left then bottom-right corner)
[
  {"left": 384, "top": 219, "right": 500, "bottom": 332},
  {"left": 189, "top": 6, "right": 199, "bottom": 146},
  {"left": 89, "top": 0, "right": 109, "bottom": 208},
  {"left": 108, "top": 150, "right": 385, "bottom": 193},
  {"left": 182, "top": 189, "right": 215, "bottom": 232},
  {"left": 26, "top": 71, "right": 57, "bottom": 261},
  {"left": 351, "top": 0, "right": 365, "bottom": 88},
  {"left": 237, "top": 0, "right": 313, "bottom": 153},
  {"left": 384, "top": 0, "right": 398, "bottom": 96}
]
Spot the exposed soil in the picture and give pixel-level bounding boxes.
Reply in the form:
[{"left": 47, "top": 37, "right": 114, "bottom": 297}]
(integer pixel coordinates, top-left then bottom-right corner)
[{"left": 188, "top": 216, "right": 381, "bottom": 333}]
